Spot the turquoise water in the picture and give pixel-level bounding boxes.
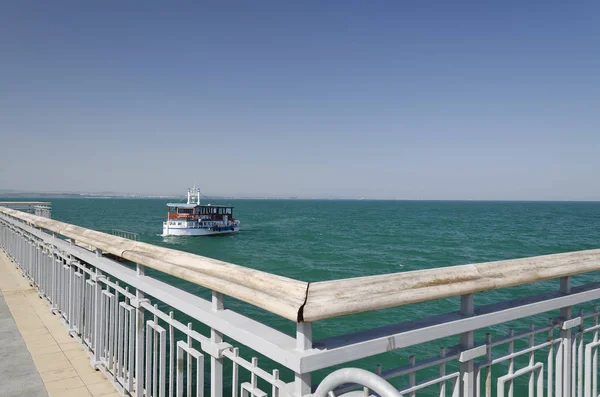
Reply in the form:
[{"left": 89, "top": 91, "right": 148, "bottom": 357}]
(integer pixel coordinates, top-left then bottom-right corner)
[{"left": 32, "top": 199, "right": 600, "bottom": 393}]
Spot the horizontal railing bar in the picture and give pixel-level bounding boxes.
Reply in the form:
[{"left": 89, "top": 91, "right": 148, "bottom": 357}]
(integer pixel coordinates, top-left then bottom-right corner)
[
  {"left": 488, "top": 324, "right": 557, "bottom": 348},
  {"left": 498, "top": 362, "right": 543, "bottom": 382},
  {"left": 582, "top": 324, "right": 600, "bottom": 333},
  {"left": 221, "top": 349, "right": 284, "bottom": 386},
  {"left": 139, "top": 301, "right": 216, "bottom": 350},
  {"left": 398, "top": 372, "right": 460, "bottom": 395},
  {"left": 299, "top": 282, "right": 600, "bottom": 372},
  {"left": 477, "top": 341, "right": 556, "bottom": 368},
  {"left": 99, "top": 278, "right": 135, "bottom": 300},
  {"left": 379, "top": 352, "right": 460, "bottom": 380}
]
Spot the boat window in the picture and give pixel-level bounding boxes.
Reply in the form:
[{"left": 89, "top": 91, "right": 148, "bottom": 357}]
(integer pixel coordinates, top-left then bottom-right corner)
[
  {"left": 226, "top": 208, "right": 232, "bottom": 215},
  {"left": 212, "top": 208, "right": 217, "bottom": 214},
  {"left": 178, "top": 208, "right": 194, "bottom": 214},
  {"left": 218, "top": 208, "right": 223, "bottom": 215},
  {"left": 169, "top": 207, "right": 176, "bottom": 213}
]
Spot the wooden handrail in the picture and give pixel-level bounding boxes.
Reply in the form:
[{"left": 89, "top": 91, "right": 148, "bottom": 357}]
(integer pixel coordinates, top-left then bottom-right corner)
[
  {"left": 0, "top": 207, "right": 308, "bottom": 321},
  {"left": 302, "top": 248, "right": 600, "bottom": 321}
]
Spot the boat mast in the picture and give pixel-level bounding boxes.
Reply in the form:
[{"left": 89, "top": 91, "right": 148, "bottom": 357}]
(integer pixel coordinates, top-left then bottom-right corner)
[
  {"left": 197, "top": 188, "right": 201, "bottom": 205},
  {"left": 187, "top": 188, "right": 191, "bottom": 204}
]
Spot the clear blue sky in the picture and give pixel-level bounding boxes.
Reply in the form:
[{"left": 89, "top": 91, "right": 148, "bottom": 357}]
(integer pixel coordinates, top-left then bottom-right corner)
[{"left": 1, "top": 2, "right": 598, "bottom": 199}]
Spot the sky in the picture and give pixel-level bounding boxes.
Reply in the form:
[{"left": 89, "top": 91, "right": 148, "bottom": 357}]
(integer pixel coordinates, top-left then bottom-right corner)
[{"left": 1, "top": 2, "right": 599, "bottom": 200}]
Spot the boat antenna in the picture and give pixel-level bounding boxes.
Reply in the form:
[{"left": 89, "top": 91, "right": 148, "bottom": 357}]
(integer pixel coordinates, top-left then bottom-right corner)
[{"left": 197, "top": 187, "right": 201, "bottom": 205}]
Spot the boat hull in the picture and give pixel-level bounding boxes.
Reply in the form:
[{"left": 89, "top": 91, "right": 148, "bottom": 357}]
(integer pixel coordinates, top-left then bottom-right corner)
[{"left": 162, "top": 225, "right": 239, "bottom": 237}]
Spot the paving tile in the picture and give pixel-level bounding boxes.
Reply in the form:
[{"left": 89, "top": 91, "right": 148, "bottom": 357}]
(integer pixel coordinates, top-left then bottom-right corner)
[
  {"left": 87, "top": 381, "right": 119, "bottom": 396},
  {"left": 44, "top": 375, "right": 85, "bottom": 393},
  {"left": 60, "top": 340, "right": 86, "bottom": 351},
  {"left": 75, "top": 365, "right": 110, "bottom": 386},
  {"left": 22, "top": 333, "right": 56, "bottom": 348},
  {"left": 48, "top": 385, "right": 92, "bottom": 397},
  {"left": 40, "top": 367, "right": 80, "bottom": 383},
  {"left": 33, "top": 351, "right": 72, "bottom": 373},
  {"left": 27, "top": 341, "right": 62, "bottom": 356},
  {"left": 63, "top": 346, "right": 89, "bottom": 361}
]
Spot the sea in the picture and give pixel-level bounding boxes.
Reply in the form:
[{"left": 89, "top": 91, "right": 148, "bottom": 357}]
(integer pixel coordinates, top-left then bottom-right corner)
[{"left": 30, "top": 199, "right": 600, "bottom": 394}]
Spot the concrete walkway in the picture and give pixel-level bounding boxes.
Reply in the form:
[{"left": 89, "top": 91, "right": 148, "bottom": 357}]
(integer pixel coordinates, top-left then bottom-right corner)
[
  {"left": 0, "top": 250, "right": 118, "bottom": 397},
  {"left": 0, "top": 288, "right": 47, "bottom": 397}
]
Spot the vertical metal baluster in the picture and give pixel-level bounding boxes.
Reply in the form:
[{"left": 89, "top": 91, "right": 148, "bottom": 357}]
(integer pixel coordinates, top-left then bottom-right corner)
[
  {"left": 68, "top": 257, "right": 74, "bottom": 332},
  {"left": 573, "top": 321, "right": 578, "bottom": 397},
  {"left": 593, "top": 306, "right": 598, "bottom": 397},
  {"left": 153, "top": 307, "right": 158, "bottom": 397},
  {"left": 177, "top": 342, "right": 184, "bottom": 397},
  {"left": 135, "top": 263, "right": 146, "bottom": 397},
  {"left": 196, "top": 348, "right": 204, "bottom": 397},
  {"left": 529, "top": 324, "right": 535, "bottom": 396},
  {"left": 560, "top": 276, "right": 572, "bottom": 397},
  {"left": 272, "top": 369, "right": 280, "bottom": 397},
  {"left": 128, "top": 304, "right": 135, "bottom": 392},
  {"left": 93, "top": 251, "right": 103, "bottom": 365},
  {"left": 187, "top": 323, "right": 193, "bottom": 397},
  {"left": 251, "top": 357, "right": 258, "bottom": 397},
  {"left": 146, "top": 321, "right": 153, "bottom": 397},
  {"left": 107, "top": 283, "right": 114, "bottom": 371},
  {"left": 118, "top": 303, "right": 125, "bottom": 381},
  {"left": 212, "top": 291, "right": 224, "bottom": 397},
  {"left": 114, "top": 281, "right": 120, "bottom": 372},
  {"left": 460, "top": 294, "right": 475, "bottom": 397},
  {"left": 295, "top": 322, "right": 312, "bottom": 397},
  {"left": 508, "top": 328, "right": 514, "bottom": 397},
  {"left": 101, "top": 291, "right": 107, "bottom": 363},
  {"left": 232, "top": 348, "right": 239, "bottom": 397},
  {"left": 409, "top": 355, "right": 416, "bottom": 397},
  {"left": 159, "top": 326, "right": 166, "bottom": 397},
  {"left": 169, "top": 311, "right": 174, "bottom": 397},
  {"left": 485, "top": 334, "right": 492, "bottom": 397},
  {"left": 578, "top": 309, "right": 584, "bottom": 397}
]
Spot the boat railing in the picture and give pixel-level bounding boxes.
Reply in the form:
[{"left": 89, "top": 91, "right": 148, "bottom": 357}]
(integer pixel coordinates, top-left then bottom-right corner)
[
  {"left": 1, "top": 204, "right": 600, "bottom": 397},
  {"left": 111, "top": 229, "right": 139, "bottom": 241}
]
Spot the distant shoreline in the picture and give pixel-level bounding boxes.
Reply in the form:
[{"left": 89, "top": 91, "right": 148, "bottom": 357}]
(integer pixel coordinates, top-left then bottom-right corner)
[{"left": 0, "top": 193, "right": 598, "bottom": 202}]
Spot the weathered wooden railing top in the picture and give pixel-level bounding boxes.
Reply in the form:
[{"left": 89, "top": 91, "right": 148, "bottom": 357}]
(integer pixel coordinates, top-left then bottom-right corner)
[{"left": 2, "top": 206, "right": 600, "bottom": 323}]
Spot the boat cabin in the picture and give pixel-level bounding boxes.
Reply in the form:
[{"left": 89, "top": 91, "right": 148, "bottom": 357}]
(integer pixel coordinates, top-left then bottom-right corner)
[{"left": 166, "top": 203, "right": 235, "bottom": 222}]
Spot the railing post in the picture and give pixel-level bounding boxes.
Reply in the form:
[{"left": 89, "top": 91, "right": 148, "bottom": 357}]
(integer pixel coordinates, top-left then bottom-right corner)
[
  {"left": 211, "top": 291, "right": 224, "bottom": 397},
  {"left": 460, "top": 294, "right": 475, "bottom": 397},
  {"left": 94, "top": 251, "right": 103, "bottom": 365},
  {"left": 135, "top": 263, "right": 146, "bottom": 397},
  {"left": 295, "top": 322, "right": 312, "bottom": 397},
  {"left": 560, "top": 276, "right": 573, "bottom": 397}
]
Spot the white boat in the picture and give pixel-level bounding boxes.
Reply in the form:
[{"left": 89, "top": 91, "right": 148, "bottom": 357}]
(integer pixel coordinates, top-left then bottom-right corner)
[{"left": 162, "top": 188, "right": 240, "bottom": 236}]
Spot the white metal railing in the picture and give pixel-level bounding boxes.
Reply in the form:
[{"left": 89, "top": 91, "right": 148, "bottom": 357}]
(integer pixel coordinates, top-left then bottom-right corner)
[
  {"left": 0, "top": 201, "right": 52, "bottom": 218},
  {"left": 1, "top": 205, "right": 600, "bottom": 397}
]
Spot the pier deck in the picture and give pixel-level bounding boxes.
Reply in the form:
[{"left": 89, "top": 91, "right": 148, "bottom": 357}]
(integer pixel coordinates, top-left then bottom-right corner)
[{"left": 0, "top": 250, "right": 117, "bottom": 397}]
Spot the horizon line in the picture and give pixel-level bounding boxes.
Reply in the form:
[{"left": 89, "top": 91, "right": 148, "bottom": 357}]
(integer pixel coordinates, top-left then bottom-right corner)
[{"left": 0, "top": 191, "right": 599, "bottom": 203}]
